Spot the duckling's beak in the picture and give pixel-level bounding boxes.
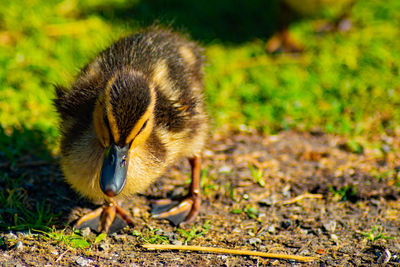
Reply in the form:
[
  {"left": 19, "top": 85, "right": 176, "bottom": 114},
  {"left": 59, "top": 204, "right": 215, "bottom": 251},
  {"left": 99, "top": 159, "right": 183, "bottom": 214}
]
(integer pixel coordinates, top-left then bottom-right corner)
[{"left": 100, "top": 143, "right": 129, "bottom": 197}]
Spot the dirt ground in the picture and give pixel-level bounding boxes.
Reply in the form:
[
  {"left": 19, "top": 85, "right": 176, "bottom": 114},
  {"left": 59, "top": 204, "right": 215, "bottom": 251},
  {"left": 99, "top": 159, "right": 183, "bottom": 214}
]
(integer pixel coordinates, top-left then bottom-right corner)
[{"left": 1, "top": 131, "right": 400, "bottom": 266}]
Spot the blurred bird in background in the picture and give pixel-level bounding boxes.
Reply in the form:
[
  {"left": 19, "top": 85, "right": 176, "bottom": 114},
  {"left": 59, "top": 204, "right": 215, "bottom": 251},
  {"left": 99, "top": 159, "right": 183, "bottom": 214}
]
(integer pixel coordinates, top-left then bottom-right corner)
[{"left": 266, "top": 0, "right": 355, "bottom": 53}]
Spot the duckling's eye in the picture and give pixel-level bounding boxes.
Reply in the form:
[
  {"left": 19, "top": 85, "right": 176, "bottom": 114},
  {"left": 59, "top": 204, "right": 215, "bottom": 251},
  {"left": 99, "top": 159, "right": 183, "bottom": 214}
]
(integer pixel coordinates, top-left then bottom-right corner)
[
  {"left": 138, "top": 119, "right": 148, "bottom": 135},
  {"left": 127, "top": 119, "right": 149, "bottom": 148}
]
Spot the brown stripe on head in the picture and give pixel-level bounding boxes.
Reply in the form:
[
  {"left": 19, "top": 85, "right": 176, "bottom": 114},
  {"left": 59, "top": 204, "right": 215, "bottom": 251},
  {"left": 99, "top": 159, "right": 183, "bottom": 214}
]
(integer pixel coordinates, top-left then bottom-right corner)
[
  {"left": 126, "top": 82, "right": 156, "bottom": 148},
  {"left": 105, "top": 77, "right": 121, "bottom": 144},
  {"left": 93, "top": 94, "right": 111, "bottom": 148},
  {"left": 104, "top": 69, "right": 153, "bottom": 147}
]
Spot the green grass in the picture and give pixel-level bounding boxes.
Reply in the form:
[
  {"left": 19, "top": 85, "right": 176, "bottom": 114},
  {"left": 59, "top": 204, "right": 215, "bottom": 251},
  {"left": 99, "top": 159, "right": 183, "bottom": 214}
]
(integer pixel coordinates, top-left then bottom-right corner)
[
  {"left": 329, "top": 184, "right": 358, "bottom": 202},
  {"left": 177, "top": 220, "right": 211, "bottom": 244},
  {"left": 132, "top": 221, "right": 211, "bottom": 245},
  {"left": 0, "top": 170, "right": 59, "bottom": 231},
  {"left": 361, "top": 225, "right": 394, "bottom": 242},
  {"left": 0, "top": 0, "right": 399, "bottom": 232},
  {"left": 132, "top": 227, "right": 170, "bottom": 244},
  {"left": 0, "top": 0, "right": 399, "bottom": 143},
  {"left": 248, "top": 164, "right": 266, "bottom": 187},
  {"left": 35, "top": 227, "right": 107, "bottom": 249}
]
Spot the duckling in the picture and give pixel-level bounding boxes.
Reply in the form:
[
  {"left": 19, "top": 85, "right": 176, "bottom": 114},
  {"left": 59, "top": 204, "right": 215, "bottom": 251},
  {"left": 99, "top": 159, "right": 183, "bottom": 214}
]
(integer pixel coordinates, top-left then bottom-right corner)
[{"left": 54, "top": 26, "right": 208, "bottom": 233}]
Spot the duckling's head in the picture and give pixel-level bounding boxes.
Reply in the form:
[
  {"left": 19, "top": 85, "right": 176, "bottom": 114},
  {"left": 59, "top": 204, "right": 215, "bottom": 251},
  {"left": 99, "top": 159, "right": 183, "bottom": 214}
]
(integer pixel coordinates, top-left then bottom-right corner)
[{"left": 93, "top": 70, "right": 155, "bottom": 197}]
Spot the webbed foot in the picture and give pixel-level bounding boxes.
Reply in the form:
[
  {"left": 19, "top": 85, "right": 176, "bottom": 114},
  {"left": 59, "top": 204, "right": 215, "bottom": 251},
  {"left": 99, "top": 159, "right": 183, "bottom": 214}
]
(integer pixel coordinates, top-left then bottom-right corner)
[
  {"left": 151, "top": 195, "right": 201, "bottom": 226},
  {"left": 151, "top": 155, "right": 202, "bottom": 226},
  {"left": 75, "top": 201, "right": 134, "bottom": 233}
]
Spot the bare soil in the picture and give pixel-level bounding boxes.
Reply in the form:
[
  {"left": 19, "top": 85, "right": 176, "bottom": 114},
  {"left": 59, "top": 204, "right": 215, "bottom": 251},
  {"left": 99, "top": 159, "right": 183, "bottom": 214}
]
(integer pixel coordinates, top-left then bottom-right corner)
[{"left": 1, "top": 131, "right": 400, "bottom": 266}]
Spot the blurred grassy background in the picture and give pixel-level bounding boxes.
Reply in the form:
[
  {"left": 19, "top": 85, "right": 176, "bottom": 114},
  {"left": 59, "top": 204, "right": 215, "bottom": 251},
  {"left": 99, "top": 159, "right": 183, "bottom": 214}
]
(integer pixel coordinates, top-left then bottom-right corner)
[{"left": 0, "top": 0, "right": 399, "bottom": 160}]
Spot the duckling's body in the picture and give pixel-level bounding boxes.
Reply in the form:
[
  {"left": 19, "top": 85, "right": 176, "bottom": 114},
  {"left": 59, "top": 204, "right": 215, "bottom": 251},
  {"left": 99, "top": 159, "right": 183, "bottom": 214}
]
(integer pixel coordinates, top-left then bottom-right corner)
[{"left": 55, "top": 27, "right": 208, "bottom": 231}]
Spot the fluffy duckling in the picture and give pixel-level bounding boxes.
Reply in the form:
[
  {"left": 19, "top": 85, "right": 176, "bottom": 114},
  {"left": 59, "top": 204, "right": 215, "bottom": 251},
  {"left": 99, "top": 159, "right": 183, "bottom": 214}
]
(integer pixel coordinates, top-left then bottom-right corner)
[{"left": 54, "top": 27, "right": 208, "bottom": 233}]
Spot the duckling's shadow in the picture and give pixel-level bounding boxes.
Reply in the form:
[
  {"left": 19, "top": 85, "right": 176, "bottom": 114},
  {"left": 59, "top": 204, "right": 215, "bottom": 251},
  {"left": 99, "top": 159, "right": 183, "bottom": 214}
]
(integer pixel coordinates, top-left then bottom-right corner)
[
  {"left": 140, "top": 164, "right": 193, "bottom": 226},
  {"left": 0, "top": 125, "right": 97, "bottom": 232},
  {"left": 0, "top": 125, "right": 198, "bottom": 233}
]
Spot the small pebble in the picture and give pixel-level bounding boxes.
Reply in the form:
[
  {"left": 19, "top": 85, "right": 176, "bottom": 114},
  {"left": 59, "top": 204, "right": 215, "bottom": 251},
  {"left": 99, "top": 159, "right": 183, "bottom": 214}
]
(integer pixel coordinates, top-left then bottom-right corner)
[
  {"left": 271, "top": 259, "right": 280, "bottom": 265},
  {"left": 289, "top": 260, "right": 301, "bottom": 266},
  {"left": 248, "top": 237, "right": 261, "bottom": 246},
  {"left": 80, "top": 227, "right": 91, "bottom": 238},
  {"left": 75, "top": 256, "right": 94, "bottom": 266},
  {"left": 323, "top": 220, "right": 337, "bottom": 233},
  {"left": 219, "top": 255, "right": 228, "bottom": 260},
  {"left": 172, "top": 240, "right": 183, "bottom": 246},
  {"left": 381, "top": 144, "right": 391, "bottom": 153},
  {"left": 370, "top": 198, "right": 381, "bottom": 206},
  {"left": 14, "top": 241, "right": 23, "bottom": 251},
  {"left": 112, "top": 234, "right": 126, "bottom": 242},
  {"left": 232, "top": 228, "right": 241, "bottom": 234},
  {"left": 268, "top": 135, "right": 279, "bottom": 142},
  {"left": 392, "top": 253, "right": 400, "bottom": 263},
  {"left": 377, "top": 249, "right": 391, "bottom": 265},
  {"left": 164, "top": 231, "right": 179, "bottom": 241},
  {"left": 219, "top": 166, "right": 232, "bottom": 173},
  {"left": 330, "top": 234, "right": 339, "bottom": 244},
  {"left": 132, "top": 207, "right": 141, "bottom": 216},
  {"left": 338, "top": 18, "right": 352, "bottom": 32},
  {"left": 50, "top": 249, "right": 59, "bottom": 256},
  {"left": 259, "top": 195, "right": 277, "bottom": 206},
  {"left": 203, "top": 149, "right": 213, "bottom": 157},
  {"left": 1, "top": 253, "right": 10, "bottom": 259},
  {"left": 315, "top": 228, "right": 323, "bottom": 235},
  {"left": 282, "top": 185, "right": 291, "bottom": 198},
  {"left": 299, "top": 249, "right": 311, "bottom": 256},
  {"left": 99, "top": 243, "right": 110, "bottom": 251},
  {"left": 267, "top": 225, "right": 276, "bottom": 234},
  {"left": 301, "top": 229, "right": 309, "bottom": 235},
  {"left": 239, "top": 124, "right": 249, "bottom": 132}
]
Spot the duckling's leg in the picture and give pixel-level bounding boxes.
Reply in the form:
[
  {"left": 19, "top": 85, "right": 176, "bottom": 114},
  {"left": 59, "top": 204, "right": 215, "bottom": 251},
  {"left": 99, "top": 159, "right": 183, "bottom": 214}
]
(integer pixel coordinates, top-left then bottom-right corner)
[
  {"left": 151, "top": 155, "right": 202, "bottom": 225},
  {"left": 75, "top": 200, "right": 135, "bottom": 233}
]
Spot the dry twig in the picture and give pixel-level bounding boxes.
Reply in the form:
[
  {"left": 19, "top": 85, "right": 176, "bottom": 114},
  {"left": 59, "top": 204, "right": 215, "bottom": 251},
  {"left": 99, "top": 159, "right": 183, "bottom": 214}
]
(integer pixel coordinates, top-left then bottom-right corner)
[
  {"left": 55, "top": 249, "right": 69, "bottom": 263},
  {"left": 281, "top": 193, "right": 323, "bottom": 205},
  {"left": 143, "top": 244, "right": 318, "bottom": 262}
]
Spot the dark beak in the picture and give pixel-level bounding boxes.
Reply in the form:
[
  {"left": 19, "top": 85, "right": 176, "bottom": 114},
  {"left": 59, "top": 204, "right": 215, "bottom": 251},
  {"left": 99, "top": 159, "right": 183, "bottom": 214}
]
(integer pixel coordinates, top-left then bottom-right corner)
[{"left": 100, "top": 143, "right": 129, "bottom": 197}]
